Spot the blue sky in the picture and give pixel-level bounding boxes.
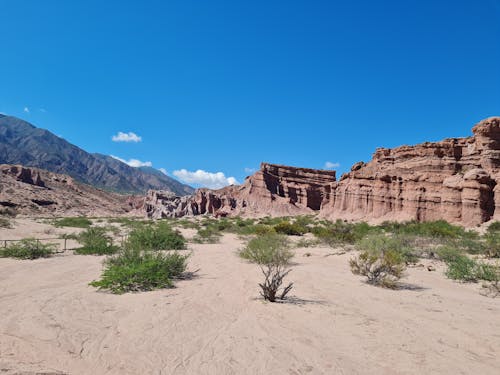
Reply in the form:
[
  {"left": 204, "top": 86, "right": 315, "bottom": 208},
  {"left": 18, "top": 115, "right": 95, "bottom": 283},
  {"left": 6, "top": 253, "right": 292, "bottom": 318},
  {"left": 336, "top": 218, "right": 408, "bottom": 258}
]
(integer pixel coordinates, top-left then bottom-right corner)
[{"left": 1, "top": 0, "right": 499, "bottom": 188}]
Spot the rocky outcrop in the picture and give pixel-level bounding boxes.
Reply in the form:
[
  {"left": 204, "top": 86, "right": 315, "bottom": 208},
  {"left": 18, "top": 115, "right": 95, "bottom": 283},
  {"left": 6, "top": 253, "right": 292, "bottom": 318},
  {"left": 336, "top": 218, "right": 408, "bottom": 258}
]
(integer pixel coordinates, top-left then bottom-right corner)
[
  {"left": 323, "top": 117, "right": 500, "bottom": 226},
  {"left": 144, "top": 117, "right": 500, "bottom": 227},
  {"left": 0, "top": 164, "right": 137, "bottom": 217},
  {"left": 144, "top": 164, "right": 336, "bottom": 218}
]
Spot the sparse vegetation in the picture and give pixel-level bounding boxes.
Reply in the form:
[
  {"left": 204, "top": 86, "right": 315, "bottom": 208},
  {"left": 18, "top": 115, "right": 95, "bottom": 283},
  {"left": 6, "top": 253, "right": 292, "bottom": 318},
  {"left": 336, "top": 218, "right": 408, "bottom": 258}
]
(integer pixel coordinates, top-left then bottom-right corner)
[
  {"left": 54, "top": 217, "right": 92, "bottom": 228},
  {"left": 273, "top": 221, "right": 307, "bottom": 236},
  {"left": 75, "top": 227, "right": 119, "bottom": 255},
  {"left": 240, "top": 234, "right": 294, "bottom": 302},
  {"left": 126, "top": 222, "right": 186, "bottom": 251},
  {"left": 192, "top": 226, "right": 222, "bottom": 244},
  {"left": 350, "top": 234, "right": 407, "bottom": 288},
  {"left": 89, "top": 247, "right": 189, "bottom": 294},
  {"left": 0, "top": 238, "right": 56, "bottom": 259},
  {"left": 444, "top": 254, "right": 498, "bottom": 282}
]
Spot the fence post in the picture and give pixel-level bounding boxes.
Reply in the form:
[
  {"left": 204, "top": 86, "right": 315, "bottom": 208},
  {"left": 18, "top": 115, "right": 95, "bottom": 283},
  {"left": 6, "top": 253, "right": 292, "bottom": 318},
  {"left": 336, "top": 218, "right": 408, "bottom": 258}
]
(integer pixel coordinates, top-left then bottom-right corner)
[
  {"left": 36, "top": 239, "right": 40, "bottom": 250},
  {"left": 4, "top": 240, "right": 6, "bottom": 248},
  {"left": 64, "top": 238, "right": 67, "bottom": 252}
]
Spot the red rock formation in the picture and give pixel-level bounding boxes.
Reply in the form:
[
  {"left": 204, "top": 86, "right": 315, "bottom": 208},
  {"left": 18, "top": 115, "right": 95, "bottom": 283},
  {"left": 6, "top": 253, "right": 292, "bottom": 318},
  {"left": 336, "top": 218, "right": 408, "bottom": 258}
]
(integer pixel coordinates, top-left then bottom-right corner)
[
  {"left": 144, "top": 164, "right": 336, "bottom": 218},
  {"left": 144, "top": 117, "right": 500, "bottom": 226},
  {"left": 322, "top": 117, "right": 500, "bottom": 226}
]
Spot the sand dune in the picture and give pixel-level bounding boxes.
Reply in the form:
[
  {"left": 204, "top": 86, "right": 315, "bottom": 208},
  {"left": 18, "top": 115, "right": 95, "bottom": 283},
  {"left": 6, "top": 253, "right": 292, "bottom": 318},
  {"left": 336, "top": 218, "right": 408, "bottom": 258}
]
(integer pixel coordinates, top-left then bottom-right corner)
[{"left": 0, "top": 231, "right": 499, "bottom": 374}]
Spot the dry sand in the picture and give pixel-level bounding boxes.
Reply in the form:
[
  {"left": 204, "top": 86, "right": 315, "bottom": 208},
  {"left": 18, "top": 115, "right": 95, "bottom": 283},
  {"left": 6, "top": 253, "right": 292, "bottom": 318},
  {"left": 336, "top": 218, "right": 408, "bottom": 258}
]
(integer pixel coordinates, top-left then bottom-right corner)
[{"left": 0, "top": 221, "right": 499, "bottom": 374}]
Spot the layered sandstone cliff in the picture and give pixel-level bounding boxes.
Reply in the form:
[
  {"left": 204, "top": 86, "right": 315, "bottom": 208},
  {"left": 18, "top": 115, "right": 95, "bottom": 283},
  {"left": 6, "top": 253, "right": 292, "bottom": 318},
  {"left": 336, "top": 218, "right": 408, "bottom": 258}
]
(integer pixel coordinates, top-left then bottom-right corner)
[{"left": 144, "top": 117, "right": 500, "bottom": 226}]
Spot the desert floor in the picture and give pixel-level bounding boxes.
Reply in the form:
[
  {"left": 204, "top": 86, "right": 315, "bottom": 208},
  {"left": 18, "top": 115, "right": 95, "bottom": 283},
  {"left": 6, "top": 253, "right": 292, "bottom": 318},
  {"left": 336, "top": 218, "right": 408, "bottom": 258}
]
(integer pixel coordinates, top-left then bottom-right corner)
[{"left": 0, "top": 220, "right": 499, "bottom": 375}]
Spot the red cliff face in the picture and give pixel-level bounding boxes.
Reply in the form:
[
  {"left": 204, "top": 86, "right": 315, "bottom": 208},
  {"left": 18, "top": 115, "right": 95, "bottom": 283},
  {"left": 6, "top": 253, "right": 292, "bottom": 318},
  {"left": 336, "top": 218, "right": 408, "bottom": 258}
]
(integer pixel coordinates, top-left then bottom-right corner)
[
  {"left": 145, "top": 117, "right": 500, "bottom": 226},
  {"left": 323, "top": 117, "right": 500, "bottom": 226}
]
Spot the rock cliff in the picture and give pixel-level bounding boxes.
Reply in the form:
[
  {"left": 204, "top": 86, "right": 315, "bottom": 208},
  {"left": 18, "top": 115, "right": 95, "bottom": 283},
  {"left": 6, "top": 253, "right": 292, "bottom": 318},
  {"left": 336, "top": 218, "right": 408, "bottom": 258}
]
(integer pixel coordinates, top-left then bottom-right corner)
[
  {"left": 0, "top": 164, "right": 138, "bottom": 217},
  {"left": 144, "top": 117, "right": 500, "bottom": 226}
]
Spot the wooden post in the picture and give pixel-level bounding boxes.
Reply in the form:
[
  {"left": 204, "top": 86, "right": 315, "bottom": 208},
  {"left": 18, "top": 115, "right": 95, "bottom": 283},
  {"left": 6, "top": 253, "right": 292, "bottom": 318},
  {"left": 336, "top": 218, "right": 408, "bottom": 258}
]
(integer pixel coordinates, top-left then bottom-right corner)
[{"left": 64, "top": 238, "right": 67, "bottom": 252}]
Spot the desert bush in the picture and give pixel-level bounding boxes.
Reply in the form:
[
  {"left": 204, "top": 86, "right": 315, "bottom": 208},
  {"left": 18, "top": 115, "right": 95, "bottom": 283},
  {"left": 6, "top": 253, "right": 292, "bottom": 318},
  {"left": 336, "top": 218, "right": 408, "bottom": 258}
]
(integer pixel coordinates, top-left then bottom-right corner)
[
  {"left": 350, "top": 235, "right": 407, "bottom": 288},
  {"left": 486, "top": 221, "right": 500, "bottom": 233},
  {"left": 240, "top": 233, "right": 294, "bottom": 302},
  {"left": 312, "top": 220, "right": 377, "bottom": 246},
  {"left": 0, "top": 217, "right": 12, "bottom": 228},
  {"left": 54, "top": 217, "right": 92, "bottom": 228},
  {"left": 379, "top": 220, "right": 474, "bottom": 239},
  {"left": 274, "top": 221, "right": 307, "bottom": 236},
  {"left": 126, "top": 222, "right": 186, "bottom": 251},
  {"left": 436, "top": 245, "right": 463, "bottom": 263},
  {"left": 75, "top": 227, "right": 118, "bottom": 255},
  {"left": 240, "top": 234, "right": 292, "bottom": 264},
  {"left": 89, "top": 248, "right": 189, "bottom": 294},
  {"left": 0, "top": 238, "right": 56, "bottom": 259},
  {"left": 483, "top": 233, "right": 500, "bottom": 258},
  {"left": 444, "top": 254, "right": 498, "bottom": 282}
]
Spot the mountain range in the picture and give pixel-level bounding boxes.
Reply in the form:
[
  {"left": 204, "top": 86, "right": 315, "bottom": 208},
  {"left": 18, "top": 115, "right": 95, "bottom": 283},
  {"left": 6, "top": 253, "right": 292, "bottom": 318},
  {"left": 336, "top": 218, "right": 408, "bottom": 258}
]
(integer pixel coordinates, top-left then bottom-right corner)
[{"left": 0, "top": 115, "right": 193, "bottom": 195}]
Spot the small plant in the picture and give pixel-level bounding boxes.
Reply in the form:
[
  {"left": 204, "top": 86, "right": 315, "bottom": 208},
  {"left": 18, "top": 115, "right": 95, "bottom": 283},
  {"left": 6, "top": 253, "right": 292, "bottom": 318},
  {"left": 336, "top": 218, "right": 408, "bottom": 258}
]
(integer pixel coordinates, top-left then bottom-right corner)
[
  {"left": 75, "top": 227, "right": 118, "bottom": 255},
  {"left": 350, "top": 235, "right": 406, "bottom": 288},
  {"left": 240, "top": 234, "right": 294, "bottom": 302},
  {"left": 54, "top": 217, "right": 92, "bottom": 228},
  {"left": 0, "top": 238, "right": 56, "bottom": 259},
  {"left": 90, "top": 248, "right": 189, "bottom": 294},
  {"left": 126, "top": 222, "right": 186, "bottom": 251}
]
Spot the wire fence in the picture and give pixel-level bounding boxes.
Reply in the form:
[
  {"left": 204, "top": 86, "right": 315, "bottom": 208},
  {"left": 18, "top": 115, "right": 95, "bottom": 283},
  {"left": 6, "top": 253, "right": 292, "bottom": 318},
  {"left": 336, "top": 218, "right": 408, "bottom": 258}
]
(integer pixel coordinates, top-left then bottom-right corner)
[{"left": 0, "top": 235, "right": 128, "bottom": 253}]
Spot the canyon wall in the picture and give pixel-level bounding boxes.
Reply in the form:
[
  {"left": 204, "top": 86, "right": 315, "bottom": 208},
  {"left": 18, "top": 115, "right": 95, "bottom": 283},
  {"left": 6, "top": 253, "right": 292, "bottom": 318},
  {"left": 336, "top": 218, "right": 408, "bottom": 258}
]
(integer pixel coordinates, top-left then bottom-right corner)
[{"left": 145, "top": 117, "right": 500, "bottom": 226}]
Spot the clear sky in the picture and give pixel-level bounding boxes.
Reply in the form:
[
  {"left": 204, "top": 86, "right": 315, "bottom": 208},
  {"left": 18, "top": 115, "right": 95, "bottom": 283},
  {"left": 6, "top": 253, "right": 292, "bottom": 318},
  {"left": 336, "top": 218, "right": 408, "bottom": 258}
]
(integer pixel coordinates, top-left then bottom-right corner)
[{"left": 1, "top": 0, "right": 499, "bottom": 188}]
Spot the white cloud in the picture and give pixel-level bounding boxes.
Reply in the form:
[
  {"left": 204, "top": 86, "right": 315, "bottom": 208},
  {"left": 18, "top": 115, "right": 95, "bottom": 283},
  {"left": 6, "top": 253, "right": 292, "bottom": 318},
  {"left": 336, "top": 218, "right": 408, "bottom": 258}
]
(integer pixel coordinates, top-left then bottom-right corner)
[
  {"left": 23, "top": 107, "right": 30, "bottom": 113},
  {"left": 111, "top": 155, "right": 152, "bottom": 168},
  {"left": 39, "top": 108, "right": 47, "bottom": 113},
  {"left": 244, "top": 167, "right": 256, "bottom": 174},
  {"left": 173, "top": 169, "right": 238, "bottom": 189},
  {"left": 111, "top": 131, "right": 142, "bottom": 143},
  {"left": 324, "top": 161, "right": 340, "bottom": 169},
  {"left": 159, "top": 168, "right": 168, "bottom": 175}
]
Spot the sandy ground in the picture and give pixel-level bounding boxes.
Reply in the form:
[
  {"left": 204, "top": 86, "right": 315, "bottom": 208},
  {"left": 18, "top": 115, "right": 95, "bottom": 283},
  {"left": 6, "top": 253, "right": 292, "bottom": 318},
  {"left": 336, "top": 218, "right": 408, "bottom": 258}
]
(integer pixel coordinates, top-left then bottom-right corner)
[{"left": 0, "top": 222, "right": 499, "bottom": 374}]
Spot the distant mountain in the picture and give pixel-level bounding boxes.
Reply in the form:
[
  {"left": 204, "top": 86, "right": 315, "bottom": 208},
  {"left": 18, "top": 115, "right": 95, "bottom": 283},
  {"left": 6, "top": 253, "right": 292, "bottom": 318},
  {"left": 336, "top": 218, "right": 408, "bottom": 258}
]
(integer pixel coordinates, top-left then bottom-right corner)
[{"left": 0, "top": 115, "right": 194, "bottom": 195}]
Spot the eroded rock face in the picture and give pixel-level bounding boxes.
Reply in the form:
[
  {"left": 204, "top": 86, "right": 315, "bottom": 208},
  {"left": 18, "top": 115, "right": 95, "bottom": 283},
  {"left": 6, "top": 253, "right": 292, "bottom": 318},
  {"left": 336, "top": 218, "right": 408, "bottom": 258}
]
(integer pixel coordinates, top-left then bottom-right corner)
[
  {"left": 322, "top": 117, "right": 500, "bottom": 226},
  {"left": 0, "top": 164, "right": 136, "bottom": 217},
  {"left": 144, "top": 117, "right": 500, "bottom": 226},
  {"left": 144, "top": 164, "right": 337, "bottom": 218}
]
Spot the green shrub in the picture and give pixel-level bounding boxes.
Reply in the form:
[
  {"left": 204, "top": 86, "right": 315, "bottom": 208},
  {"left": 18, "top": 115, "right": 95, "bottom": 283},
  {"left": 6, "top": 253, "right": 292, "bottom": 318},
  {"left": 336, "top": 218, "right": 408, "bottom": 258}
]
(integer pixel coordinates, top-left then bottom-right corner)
[
  {"left": 240, "top": 234, "right": 293, "bottom": 265},
  {"left": 274, "top": 221, "right": 306, "bottom": 236},
  {"left": 54, "top": 217, "right": 92, "bottom": 228},
  {"left": 486, "top": 221, "right": 500, "bottom": 233},
  {"left": 90, "top": 248, "right": 189, "bottom": 294},
  {"left": 75, "top": 227, "right": 118, "bottom": 255},
  {"left": 355, "top": 234, "right": 418, "bottom": 263},
  {"left": 484, "top": 233, "right": 500, "bottom": 258},
  {"left": 379, "top": 220, "right": 473, "bottom": 239},
  {"left": 444, "top": 254, "right": 498, "bottom": 282},
  {"left": 240, "top": 233, "right": 294, "bottom": 302},
  {"left": 126, "top": 222, "right": 186, "bottom": 251},
  {"left": 312, "top": 220, "right": 377, "bottom": 246},
  {"left": 0, "top": 238, "right": 56, "bottom": 259},
  {"left": 436, "top": 245, "right": 463, "bottom": 263},
  {"left": 350, "top": 235, "right": 407, "bottom": 288}
]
